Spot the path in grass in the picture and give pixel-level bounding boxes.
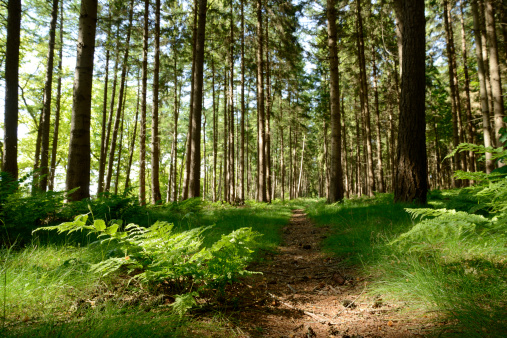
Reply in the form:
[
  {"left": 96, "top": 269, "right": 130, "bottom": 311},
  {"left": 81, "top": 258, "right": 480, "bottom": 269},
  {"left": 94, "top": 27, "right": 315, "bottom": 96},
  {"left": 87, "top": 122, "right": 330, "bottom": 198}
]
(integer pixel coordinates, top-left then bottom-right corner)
[{"left": 227, "top": 209, "right": 432, "bottom": 337}]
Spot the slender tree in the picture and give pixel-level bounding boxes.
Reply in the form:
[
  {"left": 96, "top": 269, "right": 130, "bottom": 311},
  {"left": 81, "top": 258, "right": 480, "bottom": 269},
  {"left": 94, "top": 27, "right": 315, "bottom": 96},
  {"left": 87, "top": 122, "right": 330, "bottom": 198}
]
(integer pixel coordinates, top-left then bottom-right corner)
[
  {"left": 151, "top": 0, "right": 162, "bottom": 203},
  {"left": 139, "top": 0, "right": 150, "bottom": 204}
]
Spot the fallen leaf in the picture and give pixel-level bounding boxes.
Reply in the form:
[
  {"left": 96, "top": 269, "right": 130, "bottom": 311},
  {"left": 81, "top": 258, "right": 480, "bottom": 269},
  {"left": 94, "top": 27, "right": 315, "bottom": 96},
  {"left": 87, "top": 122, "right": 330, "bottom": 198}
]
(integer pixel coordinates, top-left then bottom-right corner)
[{"left": 387, "top": 320, "right": 394, "bottom": 327}]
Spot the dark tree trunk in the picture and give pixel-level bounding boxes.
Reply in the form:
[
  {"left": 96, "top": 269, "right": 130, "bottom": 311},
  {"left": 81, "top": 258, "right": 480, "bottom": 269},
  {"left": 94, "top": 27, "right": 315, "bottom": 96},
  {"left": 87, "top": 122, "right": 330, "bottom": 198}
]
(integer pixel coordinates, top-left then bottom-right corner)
[
  {"left": 139, "top": 0, "right": 149, "bottom": 204},
  {"left": 393, "top": 0, "right": 428, "bottom": 204},
  {"left": 39, "top": 0, "right": 60, "bottom": 192},
  {"left": 471, "top": 0, "right": 494, "bottom": 172},
  {"left": 151, "top": 0, "right": 162, "bottom": 203},
  {"left": 187, "top": 0, "right": 208, "bottom": 198},
  {"left": 66, "top": 0, "right": 98, "bottom": 201},
  {"left": 485, "top": 0, "right": 506, "bottom": 148},
  {"left": 2, "top": 0, "right": 21, "bottom": 180},
  {"left": 256, "top": 0, "right": 267, "bottom": 202},
  {"left": 125, "top": 74, "right": 140, "bottom": 191},
  {"left": 239, "top": 0, "right": 245, "bottom": 202},
  {"left": 49, "top": 6, "right": 64, "bottom": 191},
  {"left": 327, "top": 0, "right": 344, "bottom": 203}
]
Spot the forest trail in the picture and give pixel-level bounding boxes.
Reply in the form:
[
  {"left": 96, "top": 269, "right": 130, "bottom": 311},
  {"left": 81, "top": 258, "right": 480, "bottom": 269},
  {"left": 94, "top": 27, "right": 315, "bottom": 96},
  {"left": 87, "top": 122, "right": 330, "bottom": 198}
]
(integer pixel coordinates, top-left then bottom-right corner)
[{"left": 224, "top": 209, "right": 433, "bottom": 337}]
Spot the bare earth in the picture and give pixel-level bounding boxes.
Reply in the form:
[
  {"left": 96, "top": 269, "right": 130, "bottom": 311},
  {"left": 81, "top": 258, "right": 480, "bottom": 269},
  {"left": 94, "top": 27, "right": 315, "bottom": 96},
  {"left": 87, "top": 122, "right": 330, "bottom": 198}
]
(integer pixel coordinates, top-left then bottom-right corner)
[{"left": 213, "top": 209, "right": 436, "bottom": 338}]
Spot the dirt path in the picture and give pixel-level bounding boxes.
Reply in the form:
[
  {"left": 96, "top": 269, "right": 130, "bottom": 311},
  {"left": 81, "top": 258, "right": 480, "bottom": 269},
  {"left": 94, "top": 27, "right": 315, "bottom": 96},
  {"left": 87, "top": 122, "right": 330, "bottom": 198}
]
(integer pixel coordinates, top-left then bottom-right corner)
[{"left": 224, "top": 209, "right": 433, "bottom": 337}]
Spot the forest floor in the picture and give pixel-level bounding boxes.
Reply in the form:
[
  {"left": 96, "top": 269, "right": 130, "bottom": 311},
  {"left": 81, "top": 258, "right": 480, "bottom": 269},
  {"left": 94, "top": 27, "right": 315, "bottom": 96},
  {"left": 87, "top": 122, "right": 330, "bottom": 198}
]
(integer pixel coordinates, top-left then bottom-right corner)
[{"left": 209, "top": 209, "right": 437, "bottom": 338}]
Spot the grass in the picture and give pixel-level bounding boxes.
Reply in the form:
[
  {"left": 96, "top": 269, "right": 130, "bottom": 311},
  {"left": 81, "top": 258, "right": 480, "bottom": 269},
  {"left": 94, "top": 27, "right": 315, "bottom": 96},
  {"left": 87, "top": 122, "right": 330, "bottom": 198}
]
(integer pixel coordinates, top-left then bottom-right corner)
[
  {"left": 305, "top": 192, "right": 507, "bottom": 337},
  {"left": 0, "top": 200, "right": 292, "bottom": 337}
]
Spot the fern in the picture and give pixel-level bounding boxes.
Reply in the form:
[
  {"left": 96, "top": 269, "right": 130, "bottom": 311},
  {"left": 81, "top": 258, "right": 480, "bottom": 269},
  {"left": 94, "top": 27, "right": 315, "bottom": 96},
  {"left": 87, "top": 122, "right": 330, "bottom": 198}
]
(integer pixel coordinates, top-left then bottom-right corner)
[{"left": 34, "top": 215, "right": 262, "bottom": 316}]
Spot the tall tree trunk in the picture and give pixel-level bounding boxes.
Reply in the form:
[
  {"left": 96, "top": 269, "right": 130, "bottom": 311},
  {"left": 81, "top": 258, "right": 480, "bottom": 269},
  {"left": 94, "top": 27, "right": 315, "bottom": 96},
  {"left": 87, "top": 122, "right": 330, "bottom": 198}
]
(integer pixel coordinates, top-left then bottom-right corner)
[
  {"left": 171, "top": 59, "right": 180, "bottom": 202},
  {"left": 212, "top": 56, "right": 217, "bottom": 202},
  {"left": 139, "top": 0, "right": 149, "bottom": 204},
  {"left": 151, "top": 0, "right": 162, "bottom": 203},
  {"left": 223, "top": 71, "right": 229, "bottom": 201},
  {"left": 393, "top": 0, "right": 428, "bottom": 204},
  {"left": 187, "top": 0, "right": 208, "bottom": 198},
  {"left": 97, "top": 10, "right": 111, "bottom": 195},
  {"left": 372, "top": 46, "right": 385, "bottom": 192},
  {"left": 327, "top": 0, "right": 344, "bottom": 202},
  {"left": 485, "top": 0, "right": 506, "bottom": 148},
  {"left": 106, "top": 0, "right": 133, "bottom": 193},
  {"left": 2, "top": 0, "right": 21, "bottom": 180},
  {"left": 125, "top": 74, "right": 140, "bottom": 191},
  {"left": 114, "top": 88, "right": 127, "bottom": 195},
  {"left": 265, "top": 15, "right": 272, "bottom": 202},
  {"left": 356, "top": 0, "right": 375, "bottom": 196},
  {"left": 182, "top": 0, "right": 199, "bottom": 200},
  {"left": 49, "top": 5, "right": 64, "bottom": 191},
  {"left": 472, "top": 0, "right": 494, "bottom": 173},
  {"left": 256, "top": 0, "right": 267, "bottom": 202},
  {"left": 229, "top": 2, "right": 235, "bottom": 202},
  {"left": 443, "top": 0, "right": 463, "bottom": 182},
  {"left": 39, "top": 0, "right": 60, "bottom": 192},
  {"left": 66, "top": 0, "right": 98, "bottom": 201},
  {"left": 239, "top": 0, "right": 245, "bottom": 202},
  {"left": 459, "top": 0, "right": 476, "bottom": 173}
]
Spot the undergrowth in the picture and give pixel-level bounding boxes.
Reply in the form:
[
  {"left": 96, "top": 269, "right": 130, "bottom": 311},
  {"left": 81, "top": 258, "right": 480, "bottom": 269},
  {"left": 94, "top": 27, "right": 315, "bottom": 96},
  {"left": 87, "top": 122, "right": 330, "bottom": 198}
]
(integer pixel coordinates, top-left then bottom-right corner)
[{"left": 306, "top": 146, "right": 507, "bottom": 338}]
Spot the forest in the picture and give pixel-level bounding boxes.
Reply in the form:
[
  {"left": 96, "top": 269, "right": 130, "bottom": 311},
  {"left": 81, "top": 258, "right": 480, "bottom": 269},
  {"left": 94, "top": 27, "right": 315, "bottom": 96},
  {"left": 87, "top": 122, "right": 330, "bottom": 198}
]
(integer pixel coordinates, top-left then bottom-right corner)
[{"left": 0, "top": 0, "right": 506, "bottom": 337}]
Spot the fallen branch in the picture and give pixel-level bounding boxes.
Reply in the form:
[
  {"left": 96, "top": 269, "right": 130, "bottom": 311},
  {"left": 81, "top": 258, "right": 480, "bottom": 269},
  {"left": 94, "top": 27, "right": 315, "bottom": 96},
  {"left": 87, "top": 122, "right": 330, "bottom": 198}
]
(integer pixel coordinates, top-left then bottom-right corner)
[{"left": 268, "top": 292, "right": 338, "bottom": 325}]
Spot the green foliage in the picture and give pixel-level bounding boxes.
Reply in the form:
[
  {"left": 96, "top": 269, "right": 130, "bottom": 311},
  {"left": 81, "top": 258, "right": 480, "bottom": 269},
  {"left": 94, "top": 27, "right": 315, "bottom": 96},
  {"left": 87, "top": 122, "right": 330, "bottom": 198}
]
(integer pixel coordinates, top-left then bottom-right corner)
[{"left": 34, "top": 214, "right": 262, "bottom": 315}]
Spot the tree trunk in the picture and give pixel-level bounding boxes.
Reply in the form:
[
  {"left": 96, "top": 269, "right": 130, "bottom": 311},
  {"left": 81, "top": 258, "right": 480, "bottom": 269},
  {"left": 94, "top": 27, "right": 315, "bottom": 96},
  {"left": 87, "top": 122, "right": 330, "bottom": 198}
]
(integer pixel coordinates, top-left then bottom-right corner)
[
  {"left": 372, "top": 46, "right": 385, "bottom": 192},
  {"left": 114, "top": 87, "right": 127, "bottom": 195},
  {"left": 2, "top": 0, "right": 21, "bottom": 180},
  {"left": 39, "top": 0, "right": 60, "bottom": 192},
  {"left": 106, "top": 0, "right": 133, "bottom": 193},
  {"left": 393, "top": 0, "right": 428, "bottom": 204},
  {"left": 459, "top": 0, "right": 476, "bottom": 173},
  {"left": 223, "top": 70, "right": 229, "bottom": 201},
  {"left": 229, "top": 3, "right": 235, "bottom": 202},
  {"left": 97, "top": 10, "right": 111, "bottom": 195},
  {"left": 49, "top": 5, "right": 64, "bottom": 191},
  {"left": 139, "top": 0, "right": 149, "bottom": 204},
  {"left": 485, "top": 0, "right": 506, "bottom": 148},
  {"left": 471, "top": 0, "right": 494, "bottom": 173},
  {"left": 356, "top": 0, "right": 375, "bottom": 196},
  {"left": 256, "top": 0, "right": 267, "bottom": 202},
  {"left": 125, "top": 74, "right": 140, "bottom": 191},
  {"left": 66, "top": 0, "right": 98, "bottom": 201},
  {"left": 187, "top": 0, "right": 208, "bottom": 198},
  {"left": 443, "top": 0, "right": 463, "bottom": 182},
  {"left": 212, "top": 56, "right": 217, "bottom": 202},
  {"left": 151, "top": 0, "right": 162, "bottom": 203},
  {"left": 239, "top": 0, "right": 245, "bottom": 202},
  {"left": 327, "top": 0, "right": 344, "bottom": 202}
]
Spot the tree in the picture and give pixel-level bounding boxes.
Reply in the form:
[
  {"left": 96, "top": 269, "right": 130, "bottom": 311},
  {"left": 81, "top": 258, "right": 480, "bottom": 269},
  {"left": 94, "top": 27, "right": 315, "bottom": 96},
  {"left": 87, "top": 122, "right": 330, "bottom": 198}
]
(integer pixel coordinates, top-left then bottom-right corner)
[
  {"left": 151, "top": 0, "right": 162, "bottom": 204},
  {"left": 65, "top": 0, "right": 98, "bottom": 201},
  {"left": 393, "top": 0, "right": 427, "bottom": 204},
  {"left": 327, "top": 0, "right": 344, "bottom": 203},
  {"left": 2, "top": 0, "right": 22, "bottom": 180},
  {"left": 256, "top": 0, "right": 267, "bottom": 202},
  {"left": 39, "top": 0, "right": 60, "bottom": 192},
  {"left": 187, "top": 0, "right": 208, "bottom": 198}
]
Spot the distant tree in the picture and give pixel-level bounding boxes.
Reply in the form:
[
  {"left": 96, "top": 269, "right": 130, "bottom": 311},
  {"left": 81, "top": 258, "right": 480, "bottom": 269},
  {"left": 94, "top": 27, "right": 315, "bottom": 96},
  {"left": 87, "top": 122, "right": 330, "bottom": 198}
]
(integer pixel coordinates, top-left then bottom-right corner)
[
  {"left": 66, "top": 0, "right": 98, "bottom": 201},
  {"left": 393, "top": 0, "right": 428, "bottom": 204}
]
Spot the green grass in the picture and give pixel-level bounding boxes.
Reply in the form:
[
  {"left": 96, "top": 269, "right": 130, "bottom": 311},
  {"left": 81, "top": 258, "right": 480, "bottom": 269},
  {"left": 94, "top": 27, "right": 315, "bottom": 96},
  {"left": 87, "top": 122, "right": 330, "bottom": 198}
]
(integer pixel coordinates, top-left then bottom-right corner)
[
  {"left": 305, "top": 192, "right": 507, "bottom": 337},
  {"left": 0, "top": 200, "right": 291, "bottom": 337}
]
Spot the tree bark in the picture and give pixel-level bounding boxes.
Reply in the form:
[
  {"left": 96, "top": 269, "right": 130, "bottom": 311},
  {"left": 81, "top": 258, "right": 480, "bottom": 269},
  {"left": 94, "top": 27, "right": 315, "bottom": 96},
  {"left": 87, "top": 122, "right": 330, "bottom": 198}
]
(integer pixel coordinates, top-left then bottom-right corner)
[
  {"left": 256, "top": 0, "right": 267, "bottom": 202},
  {"left": 327, "top": 0, "right": 344, "bottom": 203},
  {"left": 187, "top": 0, "right": 208, "bottom": 198},
  {"left": 485, "top": 0, "right": 506, "bottom": 148},
  {"left": 66, "top": 0, "right": 98, "bottom": 201},
  {"left": 39, "top": 0, "right": 60, "bottom": 192},
  {"left": 471, "top": 0, "right": 494, "bottom": 173},
  {"left": 239, "top": 0, "right": 245, "bottom": 202},
  {"left": 106, "top": 0, "right": 134, "bottom": 193},
  {"left": 49, "top": 5, "right": 64, "bottom": 191},
  {"left": 139, "top": 0, "right": 149, "bottom": 204},
  {"left": 356, "top": 0, "right": 375, "bottom": 196},
  {"left": 393, "top": 0, "right": 428, "bottom": 204},
  {"left": 372, "top": 46, "right": 385, "bottom": 193},
  {"left": 2, "top": 0, "right": 21, "bottom": 180},
  {"left": 125, "top": 73, "right": 140, "bottom": 191},
  {"left": 151, "top": 0, "right": 162, "bottom": 203}
]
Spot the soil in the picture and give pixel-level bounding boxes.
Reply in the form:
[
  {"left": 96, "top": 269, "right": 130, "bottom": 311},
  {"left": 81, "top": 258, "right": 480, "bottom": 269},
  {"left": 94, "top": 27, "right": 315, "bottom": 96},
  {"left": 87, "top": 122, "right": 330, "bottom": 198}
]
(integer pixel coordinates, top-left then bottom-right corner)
[{"left": 212, "top": 209, "right": 437, "bottom": 338}]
